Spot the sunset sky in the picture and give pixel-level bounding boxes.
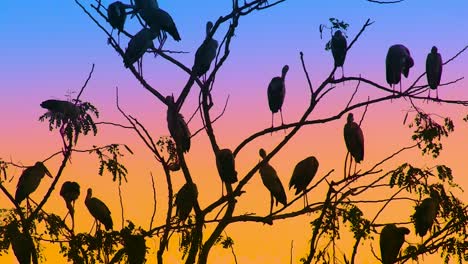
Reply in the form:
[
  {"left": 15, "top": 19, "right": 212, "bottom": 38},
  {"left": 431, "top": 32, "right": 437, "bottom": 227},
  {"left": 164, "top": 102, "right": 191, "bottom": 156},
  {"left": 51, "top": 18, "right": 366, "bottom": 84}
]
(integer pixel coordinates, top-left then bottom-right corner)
[{"left": 1, "top": 0, "right": 467, "bottom": 263}]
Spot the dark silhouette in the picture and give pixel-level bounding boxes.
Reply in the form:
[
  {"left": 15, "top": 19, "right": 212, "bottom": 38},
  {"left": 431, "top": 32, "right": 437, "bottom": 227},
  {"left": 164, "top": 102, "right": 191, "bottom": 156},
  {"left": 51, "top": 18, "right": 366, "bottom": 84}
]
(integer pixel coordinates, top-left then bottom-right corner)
[
  {"left": 426, "top": 46, "right": 443, "bottom": 99},
  {"left": 123, "top": 28, "right": 157, "bottom": 74},
  {"left": 343, "top": 113, "right": 364, "bottom": 177},
  {"left": 139, "top": 5, "right": 181, "bottom": 43},
  {"left": 40, "top": 99, "right": 80, "bottom": 118},
  {"left": 258, "top": 148, "right": 287, "bottom": 214},
  {"left": 6, "top": 223, "right": 35, "bottom": 264},
  {"left": 15, "top": 162, "right": 52, "bottom": 204},
  {"left": 216, "top": 148, "right": 238, "bottom": 184},
  {"left": 331, "top": 30, "right": 347, "bottom": 78},
  {"left": 107, "top": 1, "right": 128, "bottom": 41},
  {"left": 60, "top": 181, "right": 80, "bottom": 219},
  {"left": 175, "top": 183, "right": 198, "bottom": 222},
  {"left": 193, "top": 21, "right": 218, "bottom": 79},
  {"left": 85, "top": 188, "right": 113, "bottom": 231},
  {"left": 413, "top": 194, "right": 439, "bottom": 237},
  {"left": 133, "top": 0, "right": 159, "bottom": 12},
  {"left": 380, "top": 224, "right": 410, "bottom": 264},
  {"left": 267, "top": 65, "right": 289, "bottom": 130},
  {"left": 166, "top": 95, "right": 191, "bottom": 153},
  {"left": 386, "top": 44, "right": 414, "bottom": 94},
  {"left": 122, "top": 231, "right": 147, "bottom": 264},
  {"left": 289, "top": 156, "right": 319, "bottom": 207}
]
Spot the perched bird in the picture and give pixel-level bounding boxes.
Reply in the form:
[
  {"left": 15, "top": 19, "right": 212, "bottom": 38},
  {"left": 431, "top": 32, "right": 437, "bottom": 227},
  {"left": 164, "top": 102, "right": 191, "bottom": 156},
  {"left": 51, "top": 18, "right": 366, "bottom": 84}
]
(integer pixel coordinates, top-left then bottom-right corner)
[
  {"left": 289, "top": 156, "right": 319, "bottom": 207},
  {"left": 426, "top": 46, "right": 443, "bottom": 99},
  {"left": 192, "top": 21, "right": 218, "bottom": 79},
  {"left": 267, "top": 65, "right": 289, "bottom": 130},
  {"left": 216, "top": 148, "right": 238, "bottom": 184},
  {"left": 380, "top": 224, "right": 410, "bottom": 264},
  {"left": 331, "top": 30, "right": 347, "bottom": 78},
  {"left": 175, "top": 183, "right": 198, "bottom": 222},
  {"left": 85, "top": 188, "right": 113, "bottom": 231},
  {"left": 6, "top": 223, "right": 35, "bottom": 264},
  {"left": 40, "top": 99, "right": 80, "bottom": 119},
  {"left": 386, "top": 44, "right": 414, "bottom": 94},
  {"left": 166, "top": 95, "right": 191, "bottom": 153},
  {"left": 107, "top": 1, "right": 129, "bottom": 41},
  {"left": 15, "top": 162, "right": 53, "bottom": 204},
  {"left": 60, "top": 181, "right": 80, "bottom": 218},
  {"left": 123, "top": 28, "right": 157, "bottom": 75},
  {"left": 139, "top": 6, "right": 181, "bottom": 45},
  {"left": 343, "top": 113, "right": 364, "bottom": 178},
  {"left": 258, "top": 148, "right": 287, "bottom": 214},
  {"left": 413, "top": 194, "right": 439, "bottom": 237},
  {"left": 134, "top": 0, "right": 159, "bottom": 12}
]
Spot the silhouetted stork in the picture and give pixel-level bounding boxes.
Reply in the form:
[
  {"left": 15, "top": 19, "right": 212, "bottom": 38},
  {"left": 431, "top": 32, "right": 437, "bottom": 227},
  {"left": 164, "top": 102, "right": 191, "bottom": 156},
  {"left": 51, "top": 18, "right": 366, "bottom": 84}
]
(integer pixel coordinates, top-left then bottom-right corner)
[
  {"left": 216, "top": 148, "right": 238, "bottom": 193},
  {"left": 331, "top": 30, "right": 347, "bottom": 78},
  {"left": 139, "top": 5, "right": 181, "bottom": 52},
  {"left": 343, "top": 113, "right": 364, "bottom": 178},
  {"left": 426, "top": 46, "right": 443, "bottom": 99},
  {"left": 107, "top": 1, "right": 129, "bottom": 43},
  {"left": 166, "top": 95, "right": 191, "bottom": 153},
  {"left": 134, "top": 0, "right": 159, "bottom": 12},
  {"left": 40, "top": 99, "right": 80, "bottom": 119},
  {"left": 380, "top": 224, "right": 410, "bottom": 264},
  {"left": 60, "top": 181, "right": 80, "bottom": 228},
  {"left": 386, "top": 44, "right": 414, "bottom": 96},
  {"left": 6, "top": 223, "right": 35, "bottom": 264},
  {"left": 413, "top": 193, "right": 439, "bottom": 237},
  {"left": 193, "top": 21, "right": 218, "bottom": 79},
  {"left": 258, "top": 148, "right": 287, "bottom": 214},
  {"left": 15, "top": 162, "right": 53, "bottom": 204},
  {"left": 85, "top": 188, "right": 113, "bottom": 231},
  {"left": 267, "top": 65, "right": 289, "bottom": 131},
  {"left": 175, "top": 183, "right": 198, "bottom": 222},
  {"left": 289, "top": 156, "right": 319, "bottom": 208},
  {"left": 124, "top": 28, "right": 157, "bottom": 76}
]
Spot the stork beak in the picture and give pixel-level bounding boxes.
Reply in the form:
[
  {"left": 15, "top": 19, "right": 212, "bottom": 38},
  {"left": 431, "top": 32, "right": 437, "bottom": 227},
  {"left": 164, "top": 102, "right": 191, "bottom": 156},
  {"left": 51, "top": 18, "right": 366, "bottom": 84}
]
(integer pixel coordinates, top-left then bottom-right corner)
[{"left": 45, "top": 168, "right": 53, "bottom": 178}]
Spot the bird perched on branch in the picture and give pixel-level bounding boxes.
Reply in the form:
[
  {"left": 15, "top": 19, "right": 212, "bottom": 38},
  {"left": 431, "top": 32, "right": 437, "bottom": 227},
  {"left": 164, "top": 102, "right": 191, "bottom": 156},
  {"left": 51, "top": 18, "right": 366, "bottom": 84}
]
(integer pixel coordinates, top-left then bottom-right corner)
[
  {"left": 166, "top": 95, "right": 191, "bottom": 153},
  {"left": 258, "top": 148, "right": 287, "bottom": 214},
  {"left": 331, "top": 30, "right": 347, "bottom": 78},
  {"left": 426, "top": 46, "right": 443, "bottom": 99},
  {"left": 193, "top": 21, "right": 218, "bottom": 80},
  {"left": 40, "top": 99, "right": 80, "bottom": 119},
  {"left": 267, "top": 65, "right": 289, "bottom": 132},
  {"left": 216, "top": 148, "right": 238, "bottom": 192},
  {"left": 175, "top": 183, "right": 198, "bottom": 222},
  {"left": 85, "top": 188, "right": 113, "bottom": 231},
  {"left": 413, "top": 191, "right": 440, "bottom": 237},
  {"left": 139, "top": 5, "right": 181, "bottom": 46},
  {"left": 107, "top": 1, "right": 130, "bottom": 43},
  {"left": 124, "top": 28, "right": 158, "bottom": 75},
  {"left": 289, "top": 156, "right": 319, "bottom": 208},
  {"left": 343, "top": 113, "right": 364, "bottom": 178},
  {"left": 15, "top": 162, "right": 53, "bottom": 204},
  {"left": 380, "top": 224, "right": 410, "bottom": 264},
  {"left": 60, "top": 181, "right": 80, "bottom": 221},
  {"left": 386, "top": 44, "right": 414, "bottom": 95}
]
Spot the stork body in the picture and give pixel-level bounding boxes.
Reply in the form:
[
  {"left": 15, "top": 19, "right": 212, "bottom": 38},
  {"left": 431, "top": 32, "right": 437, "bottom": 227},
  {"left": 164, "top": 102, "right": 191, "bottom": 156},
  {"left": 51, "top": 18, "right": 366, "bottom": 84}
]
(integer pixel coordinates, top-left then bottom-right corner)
[
  {"left": 60, "top": 181, "right": 80, "bottom": 217},
  {"left": 267, "top": 65, "right": 289, "bottom": 130},
  {"left": 216, "top": 148, "right": 238, "bottom": 184},
  {"left": 139, "top": 6, "right": 181, "bottom": 42},
  {"left": 343, "top": 113, "right": 364, "bottom": 178},
  {"left": 386, "top": 44, "right": 414, "bottom": 94},
  {"left": 258, "top": 149, "right": 287, "bottom": 214},
  {"left": 289, "top": 156, "right": 319, "bottom": 208},
  {"left": 426, "top": 46, "right": 443, "bottom": 99},
  {"left": 413, "top": 197, "right": 439, "bottom": 237},
  {"left": 15, "top": 162, "right": 52, "bottom": 204},
  {"left": 175, "top": 183, "right": 198, "bottom": 222},
  {"left": 40, "top": 99, "right": 80, "bottom": 119},
  {"left": 193, "top": 22, "right": 218, "bottom": 78},
  {"left": 166, "top": 96, "right": 191, "bottom": 153},
  {"left": 331, "top": 30, "right": 347, "bottom": 77},
  {"left": 85, "top": 188, "right": 113, "bottom": 231},
  {"left": 380, "top": 224, "right": 410, "bottom": 264},
  {"left": 107, "top": 1, "right": 128, "bottom": 38},
  {"left": 124, "top": 28, "right": 157, "bottom": 74}
]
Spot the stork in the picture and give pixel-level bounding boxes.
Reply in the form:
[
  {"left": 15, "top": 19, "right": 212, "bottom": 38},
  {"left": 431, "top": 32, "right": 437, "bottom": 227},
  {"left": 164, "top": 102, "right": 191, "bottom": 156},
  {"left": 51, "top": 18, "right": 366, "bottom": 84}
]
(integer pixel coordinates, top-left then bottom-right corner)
[
  {"left": 343, "top": 113, "right": 364, "bottom": 178},
  {"left": 331, "top": 30, "right": 347, "bottom": 78},
  {"left": 60, "top": 181, "right": 80, "bottom": 229},
  {"left": 289, "top": 156, "right": 319, "bottom": 208},
  {"left": 426, "top": 46, "right": 443, "bottom": 100},
  {"left": 175, "top": 183, "right": 198, "bottom": 222},
  {"left": 123, "top": 28, "right": 158, "bottom": 76},
  {"left": 15, "top": 162, "right": 53, "bottom": 206},
  {"left": 85, "top": 188, "right": 113, "bottom": 231},
  {"left": 380, "top": 224, "right": 410, "bottom": 264},
  {"left": 166, "top": 95, "right": 191, "bottom": 153},
  {"left": 258, "top": 148, "right": 287, "bottom": 215},
  {"left": 267, "top": 65, "right": 289, "bottom": 132},
  {"left": 386, "top": 44, "right": 414, "bottom": 97}
]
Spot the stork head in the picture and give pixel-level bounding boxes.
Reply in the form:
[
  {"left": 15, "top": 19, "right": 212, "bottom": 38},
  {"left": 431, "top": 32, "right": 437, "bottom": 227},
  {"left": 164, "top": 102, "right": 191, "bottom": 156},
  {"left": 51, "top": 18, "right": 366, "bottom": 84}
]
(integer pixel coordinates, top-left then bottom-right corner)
[
  {"left": 431, "top": 46, "right": 438, "bottom": 54},
  {"left": 347, "top": 113, "right": 354, "bottom": 123},
  {"left": 35, "top": 162, "right": 52, "bottom": 178},
  {"left": 206, "top": 21, "right": 214, "bottom": 36},
  {"left": 86, "top": 188, "right": 93, "bottom": 199},
  {"left": 281, "top": 65, "right": 289, "bottom": 79},
  {"left": 334, "top": 30, "right": 343, "bottom": 38},
  {"left": 399, "top": 227, "right": 410, "bottom": 235},
  {"left": 259, "top": 148, "right": 267, "bottom": 159}
]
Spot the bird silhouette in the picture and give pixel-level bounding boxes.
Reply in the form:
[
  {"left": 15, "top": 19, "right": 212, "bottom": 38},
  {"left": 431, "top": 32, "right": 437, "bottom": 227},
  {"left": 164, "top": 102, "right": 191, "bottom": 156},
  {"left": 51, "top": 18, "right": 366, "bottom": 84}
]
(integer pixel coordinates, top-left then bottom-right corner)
[
  {"left": 122, "top": 230, "right": 146, "bottom": 264},
  {"left": 107, "top": 1, "right": 129, "bottom": 43},
  {"left": 175, "top": 183, "right": 198, "bottom": 222},
  {"left": 85, "top": 188, "right": 113, "bottom": 231},
  {"left": 289, "top": 156, "right": 319, "bottom": 208},
  {"left": 40, "top": 99, "right": 80, "bottom": 119},
  {"left": 139, "top": 5, "right": 181, "bottom": 51},
  {"left": 134, "top": 0, "right": 159, "bottom": 12},
  {"left": 216, "top": 148, "right": 238, "bottom": 186},
  {"left": 15, "top": 162, "right": 53, "bottom": 204},
  {"left": 267, "top": 65, "right": 289, "bottom": 131},
  {"left": 258, "top": 148, "right": 287, "bottom": 214},
  {"left": 386, "top": 44, "right": 414, "bottom": 95},
  {"left": 193, "top": 21, "right": 218, "bottom": 80},
  {"left": 426, "top": 46, "right": 443, "bottom": 99},
  {"left": 343, "top": 113, "right": 364, "bottom": 178},
  {"left": 380, "top": 224, "right": 410, "bottom": 264},
  {"left": 331, "top": 30, "right": 347, "bottom": 78},
  {"left": 6, "top": 223, "right": 35, "bottom": 264},
  {"left": 166, "top": 95, "right": 191, "bottom": 153},
  {"left": 413, "top": 193, "right": 439, "bottom": 237},
  {"left": 123, "top": 28, "right": 157, "bottom": 75},
  {"left": 60, "top": 181, "right": 80, "bottom": 228}
]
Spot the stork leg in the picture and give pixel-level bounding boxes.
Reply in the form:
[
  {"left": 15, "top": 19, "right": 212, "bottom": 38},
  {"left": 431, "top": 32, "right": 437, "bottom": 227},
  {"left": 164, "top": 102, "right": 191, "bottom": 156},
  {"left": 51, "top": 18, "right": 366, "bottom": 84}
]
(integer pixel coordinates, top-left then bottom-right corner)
[
  {"left": 280, "top": 109, "right": 286, "bottom": 134},
  {"left": 269, "top": 194, "right": 274, "bottom": 215},
  {"left": 270, "top": 113, "right": 274, "bottom": 135}
]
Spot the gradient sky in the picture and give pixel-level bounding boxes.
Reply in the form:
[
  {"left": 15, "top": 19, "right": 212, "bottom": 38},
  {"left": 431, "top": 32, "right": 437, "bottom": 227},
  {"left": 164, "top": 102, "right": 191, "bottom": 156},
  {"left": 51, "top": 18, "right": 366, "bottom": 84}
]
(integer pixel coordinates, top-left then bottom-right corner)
[{"left": 1, "top": 0, "right": 467, "bottom": 263}]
